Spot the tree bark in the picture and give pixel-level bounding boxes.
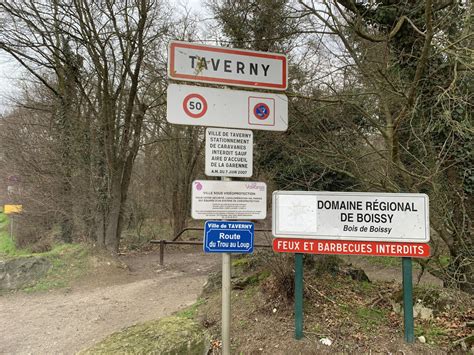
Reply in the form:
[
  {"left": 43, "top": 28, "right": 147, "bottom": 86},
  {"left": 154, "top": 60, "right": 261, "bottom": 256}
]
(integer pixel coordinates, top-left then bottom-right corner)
[{"left": 104, "top": 177, "right": 122, "bottom": 252}]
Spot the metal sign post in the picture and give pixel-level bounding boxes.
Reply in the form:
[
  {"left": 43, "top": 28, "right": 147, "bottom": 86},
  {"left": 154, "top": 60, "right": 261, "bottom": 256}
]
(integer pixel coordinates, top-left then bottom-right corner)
[
  {"left": 166, "top": 40, "right": 287, "bottom": 352},
  {"left": 294, "top": 253, "right": 304, "bottom": 339},
  {"left": 402, "top": 257, "right": 415, "bottom": 343},
  {"left": 10, "top": 215, "right": 13, "bottom": 240},
  {"left": 222, "top": 252, "right": 231, "bottom": 355},
  {"left": 221, "top": 176, "right": 231, "bottom": 355}
]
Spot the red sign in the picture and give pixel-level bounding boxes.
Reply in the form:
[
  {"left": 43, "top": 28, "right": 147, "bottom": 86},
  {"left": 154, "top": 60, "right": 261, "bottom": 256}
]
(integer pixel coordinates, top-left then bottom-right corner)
[{"left": 273, "top": 238, "right": 430, "bottom": 258}]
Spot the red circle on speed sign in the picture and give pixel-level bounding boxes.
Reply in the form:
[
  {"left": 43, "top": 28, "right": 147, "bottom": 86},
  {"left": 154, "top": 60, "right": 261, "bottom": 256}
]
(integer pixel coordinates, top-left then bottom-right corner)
[{"left": 183, "top": 93, "right": 208, "bottom": 118}]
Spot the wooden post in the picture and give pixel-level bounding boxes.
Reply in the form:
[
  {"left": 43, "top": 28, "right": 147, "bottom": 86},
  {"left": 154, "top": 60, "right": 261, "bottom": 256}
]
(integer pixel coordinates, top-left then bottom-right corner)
[{"left": 159, "top": 240, "right": 165, "bottom": 266}]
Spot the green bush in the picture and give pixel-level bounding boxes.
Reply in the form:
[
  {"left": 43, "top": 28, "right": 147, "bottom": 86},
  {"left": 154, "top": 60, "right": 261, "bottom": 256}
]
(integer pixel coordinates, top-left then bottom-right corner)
[{"left": 0, "top": 231, "right": 17, "bottom": 255}]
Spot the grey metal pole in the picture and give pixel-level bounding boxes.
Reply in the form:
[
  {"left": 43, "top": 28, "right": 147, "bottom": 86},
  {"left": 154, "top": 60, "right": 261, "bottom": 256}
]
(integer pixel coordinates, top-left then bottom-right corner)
[
  {"left": 10, "top": 215, "right": 13, "bottom": 240},
  {"left": 221, "top": 176, "right": 231, "bottom": 355},
  {"left": 222, "top": 252, "right": 231, "bottom": 355}
]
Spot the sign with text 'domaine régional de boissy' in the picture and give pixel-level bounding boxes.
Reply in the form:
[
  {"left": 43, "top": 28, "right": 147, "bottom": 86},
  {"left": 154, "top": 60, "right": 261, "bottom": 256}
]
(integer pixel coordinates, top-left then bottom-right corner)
[
  {"left": 273, "top": 191, "right": 430, "bottom": 243},
  {"left": 168, "top": 41, "right": 287, "bottom": 90},
  {"left": 205, "top": 128, "right": 253, "bottom": 178}
]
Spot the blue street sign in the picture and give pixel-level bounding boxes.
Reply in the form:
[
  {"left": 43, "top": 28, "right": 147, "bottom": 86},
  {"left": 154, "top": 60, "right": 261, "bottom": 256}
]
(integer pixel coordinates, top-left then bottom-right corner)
[{"left": 204, "top": 220, "right": 254, "bottom": 253}]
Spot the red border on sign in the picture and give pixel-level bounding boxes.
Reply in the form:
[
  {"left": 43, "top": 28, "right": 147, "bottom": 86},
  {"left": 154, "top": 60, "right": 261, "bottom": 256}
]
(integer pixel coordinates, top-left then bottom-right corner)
[
  {"left": 169, "top": 41, "right": 287, "bottom": 90},
  {"left": 273, "top": 238, "right": 430, "bottom": 258},
  {"left": 183, "top": 93, "right": 208, "bottom": 118}
]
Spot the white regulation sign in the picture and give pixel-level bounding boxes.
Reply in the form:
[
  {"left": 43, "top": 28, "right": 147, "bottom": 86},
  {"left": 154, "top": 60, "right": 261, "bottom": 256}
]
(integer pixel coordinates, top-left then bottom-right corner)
[
  {"left": 192, "top": 180, "right": 266, "bottom": 220},
  {"left": 168, "top": 41, "right": 287, "bottom": 90},
  {"left": 166, "top": 83, "right": 288, "bottom": 131},
  {"left": 206, "top": 128, "right": 253, "bottom": 178},
  {"left": 273, "top": 191, "right": 429, "bottom": 243}
]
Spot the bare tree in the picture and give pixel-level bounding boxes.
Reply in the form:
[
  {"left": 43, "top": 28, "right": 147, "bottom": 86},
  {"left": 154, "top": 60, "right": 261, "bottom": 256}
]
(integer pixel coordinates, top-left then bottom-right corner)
[
  {"left": 291, "top": 0, "right": 473, "bottom": 292},
  {"left": 0, "top": 0, "right": 171, "bottom": 252}
]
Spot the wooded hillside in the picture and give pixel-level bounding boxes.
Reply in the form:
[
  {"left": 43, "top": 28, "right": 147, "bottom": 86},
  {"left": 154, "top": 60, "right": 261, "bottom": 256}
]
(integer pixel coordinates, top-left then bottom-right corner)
[{"left": 0, "top": 0, "right": 472, "bottom": 293}]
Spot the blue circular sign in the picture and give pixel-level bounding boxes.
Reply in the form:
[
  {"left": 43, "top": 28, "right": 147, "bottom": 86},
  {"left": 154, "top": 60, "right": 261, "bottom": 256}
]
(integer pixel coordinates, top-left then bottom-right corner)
[{"left": 253, "top": 103, "right": 270, "bottom": 120}]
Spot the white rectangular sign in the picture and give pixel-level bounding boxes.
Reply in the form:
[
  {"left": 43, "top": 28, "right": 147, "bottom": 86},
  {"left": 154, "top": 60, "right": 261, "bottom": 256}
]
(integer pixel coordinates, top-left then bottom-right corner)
[
  {"left": 192, "top": 180, "right": 267, "bottom": 220},
  {"left": 273, "top": 191, "right": 429, "bottom": 243},
  {"left": 167, "top": 83, "right": 288, "bottom": 131},
  {"left": 168, "top": 41, "right": 287, "bottom": 90},
  {"left": 205, "top": 128, "right": 253, "bottom": 177}
]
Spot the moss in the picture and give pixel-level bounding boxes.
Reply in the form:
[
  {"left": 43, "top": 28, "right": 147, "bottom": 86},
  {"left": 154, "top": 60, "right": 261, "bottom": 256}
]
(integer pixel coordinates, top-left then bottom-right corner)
[
  {"left": 362, "top": 256, "right": 401, "bottom": 267},
  {"left": 0, "top": 214, "right": 29, "bottom": 257},
  {"left": 232, "top": 270, "right": 271, "bottom": 290},
  {"left": 0, "top": 213, "right": 7, "bottom": 227},
  {"left": 438, "top": 256, "right": 450, "bottom": 267},
  {"left": 0, "top": 231, "right": 18, "bottom": 256},
  {"left": 354, "top": 306, "right": 388, "bottom": 330},
  {"left": 22, "top": 244, "right": 90, "bottom": 293},
  {"left": 83, "top": 316, "right": 209, "bottom": 354},
  {"left": 415, "top": 322, "right": 448, "bottom": 344},
  {"left": 176, "top": 298, "right": 206, "bottom": 319},
  {"left": 338, "top": 302, "right": 389, "bottom": 333},
  {"left": 356, "top": 280, "right": 375, "bottom": 292},
  {"left": 232, "top": 256, "right": 250, "bottom": 268},
  {"left": 307, "top": 254, "right": 343, "bottom": 274}
]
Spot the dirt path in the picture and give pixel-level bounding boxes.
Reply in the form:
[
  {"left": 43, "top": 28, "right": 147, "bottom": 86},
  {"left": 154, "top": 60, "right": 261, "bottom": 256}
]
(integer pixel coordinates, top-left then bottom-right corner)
[
  {"left": 343, "top": 256, "right": 443, "bottom": 286},
  {"left": 0, "top": 247, "right": 220, "bottom": 354}
]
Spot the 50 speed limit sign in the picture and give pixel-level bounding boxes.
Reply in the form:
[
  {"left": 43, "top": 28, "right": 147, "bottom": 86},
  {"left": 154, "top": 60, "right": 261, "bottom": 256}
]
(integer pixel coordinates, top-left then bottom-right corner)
[
  {"left": 166, "top": 83, "right": 288, "bottom": 131},
  {"left": 182, "top": 93, "right": 208, "bottom": 118}
]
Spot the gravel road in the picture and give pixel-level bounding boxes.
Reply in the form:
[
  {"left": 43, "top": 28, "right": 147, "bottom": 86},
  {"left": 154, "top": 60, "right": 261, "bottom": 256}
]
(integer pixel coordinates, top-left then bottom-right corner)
[{"left": 0, "top": 248, "right": 220, "bottom": 354}]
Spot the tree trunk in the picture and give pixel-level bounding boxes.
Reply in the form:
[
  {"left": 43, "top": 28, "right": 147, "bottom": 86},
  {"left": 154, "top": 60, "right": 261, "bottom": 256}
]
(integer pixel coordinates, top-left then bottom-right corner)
[
  {"left": 104, "top": 193, "right": 121, "bottom": 252},
  {"left": 60, "top": 186, "right": 74, "bottom": 244},
  {"left": 96, "top": 212, "right": 105, "bottom": 247},
  {"left": 172, "top": 186, "right": 187, "bottom": 238}
]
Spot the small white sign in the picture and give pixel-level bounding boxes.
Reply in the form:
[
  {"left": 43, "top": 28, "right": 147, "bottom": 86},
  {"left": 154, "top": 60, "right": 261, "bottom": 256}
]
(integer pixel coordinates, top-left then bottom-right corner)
[
  {"left": 205, "top": 128, "right": 253, "bottom": 178},
  {"left": 192, "top": 180, "right": 267, "bottom": 220},
  {"left": 168, "top": 41, "right": 287, "bottom": 90},
  {"left": 166, "top": 83, "right": 288, "bottom": 131},
  {"left": 273, "top": 191, "right": 429, "bottom": 243}
]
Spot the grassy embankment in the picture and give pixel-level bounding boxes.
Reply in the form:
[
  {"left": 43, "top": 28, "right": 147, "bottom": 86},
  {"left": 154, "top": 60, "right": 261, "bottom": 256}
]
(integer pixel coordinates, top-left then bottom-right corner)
[
  {"left": 83, "top": 253, "right": 472, "bottom": 353},
  {"left": 0, "top": 212, "right": 90, "bottom": 292},
  {"left": 183, "top": 254, "right": 472, "bottom": 353}
]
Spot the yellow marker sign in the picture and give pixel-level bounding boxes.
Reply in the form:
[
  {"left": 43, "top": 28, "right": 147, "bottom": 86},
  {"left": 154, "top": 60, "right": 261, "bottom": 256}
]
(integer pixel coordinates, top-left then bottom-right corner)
[{"left": 4, "top": 205, "right": 23, "bottom": 214}]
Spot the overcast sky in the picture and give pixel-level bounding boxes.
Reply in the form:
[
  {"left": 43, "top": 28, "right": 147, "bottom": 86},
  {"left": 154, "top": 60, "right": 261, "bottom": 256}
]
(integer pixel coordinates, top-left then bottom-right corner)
[
  {"left": 0, "top": 0, "right": 205, "bottom": 115},
  {"left": 0, "top": 54, "right": 22, "bottom": 115}
]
